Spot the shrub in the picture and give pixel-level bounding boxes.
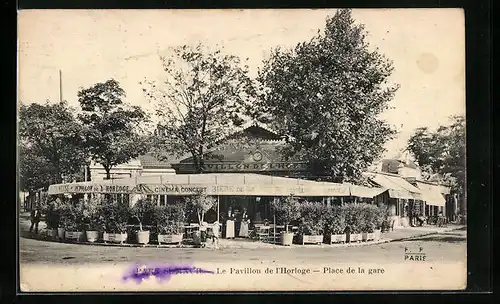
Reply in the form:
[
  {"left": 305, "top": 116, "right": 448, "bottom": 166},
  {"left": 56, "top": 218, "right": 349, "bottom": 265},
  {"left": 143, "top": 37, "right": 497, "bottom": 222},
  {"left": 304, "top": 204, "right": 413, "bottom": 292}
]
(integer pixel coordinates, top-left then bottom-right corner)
[
  {"left": 130, "top": 198, "right": 156, "bottom": 231},
  {"left": 82, "top": 197, "right": 105, "bottom": 231},
  {"left": 270, "top": 195, "right": 301, "bottom": 232},
  {"left": 342, "top": 204, "right": 361, "bottom": 234},
  {"left": 297, "top": 201, "right": 327, "bottom": 235},
  {"left": 185, "top": 192, "right": 217, "bottom": 225},
  {"left": 101, "top": 199, "right": 130, "bottom": 233},
  {"left": 358, "top": 204, "right": 382, "bottom": 233},
  {"left": 324, "top": 205, "right": 347, "bottom": 235},
  {"left": 58, "top": 203, "right": 85, "bottom": 231},
  {"left": 153, "top": 204, "right": 186, "bottom": 235},
  {"left": 340, "top": 203, "right": 384, "bottom": 234}
]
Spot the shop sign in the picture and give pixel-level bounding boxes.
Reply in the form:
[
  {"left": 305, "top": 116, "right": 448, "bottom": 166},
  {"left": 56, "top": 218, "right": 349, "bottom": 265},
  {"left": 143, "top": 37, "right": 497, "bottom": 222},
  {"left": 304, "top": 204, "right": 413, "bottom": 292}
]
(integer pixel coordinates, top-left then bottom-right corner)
[
  {"left": 173, "top": 162, "right": 309, "bottom": 172},
  {"left": 48, "top": 182, "right": 351, "bottom": 197}
]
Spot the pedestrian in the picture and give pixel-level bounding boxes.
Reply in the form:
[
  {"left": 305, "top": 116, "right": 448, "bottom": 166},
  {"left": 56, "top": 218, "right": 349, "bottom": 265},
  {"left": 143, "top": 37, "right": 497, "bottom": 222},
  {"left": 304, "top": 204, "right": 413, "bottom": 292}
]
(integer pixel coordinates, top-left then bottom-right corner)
[
  {"left": 29, "top": 204, "right": 41, "bottom": 234},
  {"left": 211, "top": 220, "right": 220, "bottom": 249}
]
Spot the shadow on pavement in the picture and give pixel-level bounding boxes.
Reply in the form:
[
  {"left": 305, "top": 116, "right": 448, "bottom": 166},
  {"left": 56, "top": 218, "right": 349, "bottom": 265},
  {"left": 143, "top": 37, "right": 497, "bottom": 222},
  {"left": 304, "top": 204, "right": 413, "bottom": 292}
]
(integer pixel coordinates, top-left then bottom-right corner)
[{"left": 409, "top": 235, "right": 466, "bottom": 243}]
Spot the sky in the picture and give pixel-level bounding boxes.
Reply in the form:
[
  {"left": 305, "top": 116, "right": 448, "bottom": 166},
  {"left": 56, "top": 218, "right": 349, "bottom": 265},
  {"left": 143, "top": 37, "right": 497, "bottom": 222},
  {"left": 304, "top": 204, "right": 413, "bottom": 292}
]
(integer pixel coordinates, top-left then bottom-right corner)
[{"left": 17, "top": 9, "right": 465, "bottom": 159}]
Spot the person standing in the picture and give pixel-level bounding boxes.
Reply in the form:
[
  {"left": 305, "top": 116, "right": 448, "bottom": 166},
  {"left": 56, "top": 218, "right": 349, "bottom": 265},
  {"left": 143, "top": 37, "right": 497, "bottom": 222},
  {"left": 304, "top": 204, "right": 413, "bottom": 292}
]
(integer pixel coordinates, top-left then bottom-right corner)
[
  {"left": 239, "top": 208, "right": 250, "bottom": 237},
  {"left": 210, "top": 220, "right": 220, "bottom": 249},
  {"left": 29, "top": 204, "right": 41, "bottom": 234}
]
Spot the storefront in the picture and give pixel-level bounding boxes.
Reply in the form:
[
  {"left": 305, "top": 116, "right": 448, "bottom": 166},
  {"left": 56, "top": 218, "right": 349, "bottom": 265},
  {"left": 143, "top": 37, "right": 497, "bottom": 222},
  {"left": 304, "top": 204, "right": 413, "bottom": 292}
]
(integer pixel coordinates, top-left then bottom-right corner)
[{"left": 47, "top": 173, "right": 380, "bottom": 223}]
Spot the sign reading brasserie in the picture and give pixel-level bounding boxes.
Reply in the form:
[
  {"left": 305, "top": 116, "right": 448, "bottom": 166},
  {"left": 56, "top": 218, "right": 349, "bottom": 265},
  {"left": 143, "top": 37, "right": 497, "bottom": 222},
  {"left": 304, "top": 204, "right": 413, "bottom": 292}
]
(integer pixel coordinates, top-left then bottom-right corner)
[{"left": 48, "top": 182, "right": 350, "bottom": 197}]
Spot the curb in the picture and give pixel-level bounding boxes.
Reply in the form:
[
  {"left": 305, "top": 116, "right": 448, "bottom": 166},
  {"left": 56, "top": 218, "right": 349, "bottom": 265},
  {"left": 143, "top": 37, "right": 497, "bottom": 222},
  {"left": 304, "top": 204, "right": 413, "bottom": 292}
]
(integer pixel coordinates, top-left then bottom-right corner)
[
  {"left": 22, "top": 233, "right": 392, "bottom": 250},
  {"left": 22, "top": 226, "right": 465, "bottom": 250}
]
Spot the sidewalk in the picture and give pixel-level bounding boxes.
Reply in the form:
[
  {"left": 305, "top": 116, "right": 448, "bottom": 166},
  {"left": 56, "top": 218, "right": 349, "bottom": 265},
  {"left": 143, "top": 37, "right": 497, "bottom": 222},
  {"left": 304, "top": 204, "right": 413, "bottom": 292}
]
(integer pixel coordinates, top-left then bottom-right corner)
[
  {"left": 18, "top": 212, "right": 465, "bottom": 250},
  {"left": 383, "top": 224, "right": 466, "bottom": 242}
]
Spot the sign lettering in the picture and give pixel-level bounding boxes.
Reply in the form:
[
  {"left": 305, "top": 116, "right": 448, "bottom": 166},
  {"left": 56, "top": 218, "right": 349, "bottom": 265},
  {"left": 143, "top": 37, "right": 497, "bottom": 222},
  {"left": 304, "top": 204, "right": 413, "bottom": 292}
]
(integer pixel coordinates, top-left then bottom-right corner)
[{"left": 173, "top": 162, "right": 308, "bottom": 173}]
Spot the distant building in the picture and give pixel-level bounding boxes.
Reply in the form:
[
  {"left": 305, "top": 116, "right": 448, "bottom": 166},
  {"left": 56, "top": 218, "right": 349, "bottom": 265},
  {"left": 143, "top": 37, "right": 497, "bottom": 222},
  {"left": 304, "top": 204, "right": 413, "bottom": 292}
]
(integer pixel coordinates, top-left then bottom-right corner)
[
  {"left": 377, "top": 151, "right": 422, "bottom": 179},
  {"left": 90, "top": 122, "right": 309, "bottom": 181},
  {"left": 89, "top": 154, "right": 175, "bottom": 181}
]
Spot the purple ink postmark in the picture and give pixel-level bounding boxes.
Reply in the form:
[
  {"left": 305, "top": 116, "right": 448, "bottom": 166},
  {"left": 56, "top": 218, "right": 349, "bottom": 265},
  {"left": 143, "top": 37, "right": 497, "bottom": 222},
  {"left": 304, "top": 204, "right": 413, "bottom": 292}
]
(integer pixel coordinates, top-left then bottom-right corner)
[{"left": 122, "top": 263, "right": 215, "bottom": 284}]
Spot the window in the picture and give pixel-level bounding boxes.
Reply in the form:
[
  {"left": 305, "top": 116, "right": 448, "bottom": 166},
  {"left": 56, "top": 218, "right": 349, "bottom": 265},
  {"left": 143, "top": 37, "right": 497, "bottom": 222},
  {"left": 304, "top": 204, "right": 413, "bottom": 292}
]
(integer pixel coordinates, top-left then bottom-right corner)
[{"left": 159, "top": 195, "right": 166, "bottom": 206}]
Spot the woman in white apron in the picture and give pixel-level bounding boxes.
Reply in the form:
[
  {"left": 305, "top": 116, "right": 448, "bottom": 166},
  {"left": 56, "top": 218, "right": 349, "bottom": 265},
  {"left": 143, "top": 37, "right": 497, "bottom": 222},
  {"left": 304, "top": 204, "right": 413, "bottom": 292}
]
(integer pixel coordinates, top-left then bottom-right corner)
[{"left": 239, "top": 208, "right": 250, "bottom": 238}]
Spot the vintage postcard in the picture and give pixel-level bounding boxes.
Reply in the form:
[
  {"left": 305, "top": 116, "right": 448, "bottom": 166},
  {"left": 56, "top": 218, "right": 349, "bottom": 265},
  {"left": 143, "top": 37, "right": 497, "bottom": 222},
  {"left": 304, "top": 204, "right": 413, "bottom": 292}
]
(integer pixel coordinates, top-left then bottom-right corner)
[{"left": 18, "top": 8, "right": 466, "bottom": 292}]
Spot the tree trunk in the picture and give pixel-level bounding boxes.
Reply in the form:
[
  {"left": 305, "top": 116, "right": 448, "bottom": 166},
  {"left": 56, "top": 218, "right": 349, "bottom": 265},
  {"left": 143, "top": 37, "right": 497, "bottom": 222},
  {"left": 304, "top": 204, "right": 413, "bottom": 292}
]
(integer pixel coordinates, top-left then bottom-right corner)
[
  {"left": 103, "top": 164, "right": 111, "bottom": 180},
  {"left": 193, "top": 154, "right": 204, "bottom": 174}
]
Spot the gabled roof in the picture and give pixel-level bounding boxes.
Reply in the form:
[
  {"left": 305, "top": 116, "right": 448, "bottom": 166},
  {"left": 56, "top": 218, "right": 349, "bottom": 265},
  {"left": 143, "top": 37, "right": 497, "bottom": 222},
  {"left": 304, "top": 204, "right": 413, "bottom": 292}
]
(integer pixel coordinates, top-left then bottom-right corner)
[{"left": 138, "top": 154, "right": 172, "bottom": 168}]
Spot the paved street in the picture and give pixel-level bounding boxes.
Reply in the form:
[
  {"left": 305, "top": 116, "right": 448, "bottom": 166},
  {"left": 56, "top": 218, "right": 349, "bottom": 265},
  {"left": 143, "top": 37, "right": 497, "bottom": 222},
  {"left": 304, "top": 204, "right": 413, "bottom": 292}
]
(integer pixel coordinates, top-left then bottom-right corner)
[{"left": 20, "top": 228, "right": 466, "bottom": 265}]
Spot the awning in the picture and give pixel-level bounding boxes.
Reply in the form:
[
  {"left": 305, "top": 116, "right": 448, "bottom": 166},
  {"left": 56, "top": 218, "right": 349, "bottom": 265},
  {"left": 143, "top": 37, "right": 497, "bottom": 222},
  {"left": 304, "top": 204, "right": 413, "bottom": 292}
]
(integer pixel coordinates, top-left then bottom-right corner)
[
  {"left": 364, "top": 172, "right": 422, "bottom": 193},
  {"left": 416, "top": 182, "right": 446, "bottom": 206},
  {"left": 387, "top": 189, "right": 423, "bottom": 200},
  {"left": 47, "top": 173, "right": 351, "bottom": 197},
  {"left": 348, "top": 185, "right": 385, "bottom": 198}
]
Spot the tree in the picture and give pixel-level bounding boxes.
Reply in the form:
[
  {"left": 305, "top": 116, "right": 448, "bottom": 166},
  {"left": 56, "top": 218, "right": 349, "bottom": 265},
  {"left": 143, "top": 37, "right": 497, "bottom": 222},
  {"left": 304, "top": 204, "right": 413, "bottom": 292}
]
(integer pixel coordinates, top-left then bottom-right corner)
[
  {"left": 19, "top": 144, "right": 59, "bottom": 191},
  {"left": 407, "top": 115, "right": 466, "bottom": 199},
  {"left": 143, "top": 44, "right": 257, "bottom": 173},
  {"left": 78, "top": 79, "right": 151, "bottom": 179},
  {"left": 256, "top": 9, "right": 398, "bottom": 183},
  {"left": 19, "top": 101, "right": 87, "bottom": 190},
  {"left": 185, "top": 192, "right": 217, "bottom": 225}
]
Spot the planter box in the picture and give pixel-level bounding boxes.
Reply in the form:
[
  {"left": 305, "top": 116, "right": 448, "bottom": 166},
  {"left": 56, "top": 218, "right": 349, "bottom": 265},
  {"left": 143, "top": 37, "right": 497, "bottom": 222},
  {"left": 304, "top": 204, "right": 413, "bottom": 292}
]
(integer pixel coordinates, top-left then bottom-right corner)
[
  {"left": 103, "top": 232, "right": 128, "bottom": 244},
  {"left": 361, "top": 232, "right": 375, "bottom": 242},
  {"left": 57, "top": 228, "right": 65, "bottom": 240},
  {"left": 158, "top": 234, "right": 183, "bottom": 245},
  {"left": 86, "top": 231, "right": 100, "bottom": 243},
  {"left": 280, "top": 232, "right": 294, "bottom": 246},
  {"left": 137, "top": 231, "right": 150, "bottom": 245},
  {"left": 47, "top": 229, "right": 57, "bottom": 238},
  {"left": 329, "top": 234, "right": 347, "bottom": 244},
  {"left": 300, "top": 235, "right": 324, "bottom": 245},
  {"left": 349, "top": 233, "right": 362, "bottom": 243},
  {"left": 373, "top": 229, "right": 381, "bottom": 241},
  {"left": 65, "top": 231, "right": 84, "bottom": 242}
]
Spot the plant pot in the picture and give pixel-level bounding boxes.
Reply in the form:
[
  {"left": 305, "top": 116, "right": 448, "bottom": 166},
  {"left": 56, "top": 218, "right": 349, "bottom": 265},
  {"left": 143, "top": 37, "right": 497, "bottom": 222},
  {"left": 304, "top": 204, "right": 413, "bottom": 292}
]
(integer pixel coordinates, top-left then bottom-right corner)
[
  {"left": 280, "top": 231, "right": 294, "bottom": 246},
  {"left": 373, "top": 229, "right": 381, "bottom": 241},
  {"left": 158, "top": 234, "right": 183, "bottom": 245},
  {"left": 86, "top": 231, "right": 100, "bottom": 243},
  {"left": 47, "top": 229, "right": 57, "bottom": 238},
  {"left": 349, "top": 233, "right": 362, "bottom": 243},
  {"left": 300, "top": 234, "right": 324, "bottom": 245},
  {"left": 136, "top": 230, "right": 150, "bottom": 245},
  {"left": 329, "top": 234, "right": 347, "bottom": 244},
  {"left": 103, "top": 232, "right": 128, "bottom": 244},
  {"left": 57, "top": 227, "right": 65, "bottom": 240},
  {"left": 65, "top": 231, "right": 84, "bottom": 242}
]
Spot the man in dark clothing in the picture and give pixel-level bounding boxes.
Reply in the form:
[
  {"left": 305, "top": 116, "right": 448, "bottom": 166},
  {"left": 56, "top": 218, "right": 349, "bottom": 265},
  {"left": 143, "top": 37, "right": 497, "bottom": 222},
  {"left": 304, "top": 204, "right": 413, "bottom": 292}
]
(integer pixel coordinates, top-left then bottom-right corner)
[{"left": 29, "top": 205, "right": 41, "bottom": 234}]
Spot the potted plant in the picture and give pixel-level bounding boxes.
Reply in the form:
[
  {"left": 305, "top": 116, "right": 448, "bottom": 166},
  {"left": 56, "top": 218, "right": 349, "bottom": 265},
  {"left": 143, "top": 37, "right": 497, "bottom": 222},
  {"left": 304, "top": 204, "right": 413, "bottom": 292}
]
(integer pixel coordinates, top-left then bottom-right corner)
[
  {"left": 325, "top": 206, "right": 347, "bottom": 244},
  {"left": 154, "top": 204, "right": 186, "bottom": 245},
  {"left": 82, "top": 197, "right": 104, "bottom": 243},
  {"left": 343, "top": 204, "right": 362, "bottom": 243},
  {"left": 373, "top": 205, "right": 386, "bottom": 241},
  {"left": 186, "top": 192, "right": 217, "bottom": 226},
  {"left": 185, "top": 192, "right": 217, "bottom": 244},
  {"left": 270, "top": 195, "right": 300, "bottom": 246},
  {"left": 102, "top": 200, "right": 129, "bottom": 244},
  {"left": 360, "top": 204, "right": 377, "bottom": 242},
  {"left": 60, "top": 204, "right": 85, "bottom": 242},
  {"left": 297, "top": 201, "right": 325, "bottom": 245},
  {"left": 130, "top": 198, "right": 155, "bottom": 245}
]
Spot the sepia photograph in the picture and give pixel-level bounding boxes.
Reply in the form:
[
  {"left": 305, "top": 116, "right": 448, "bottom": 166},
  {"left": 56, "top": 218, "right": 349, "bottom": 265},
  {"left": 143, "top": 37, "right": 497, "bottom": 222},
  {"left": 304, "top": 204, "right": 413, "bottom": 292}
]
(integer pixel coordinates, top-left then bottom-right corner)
[{"left": 18, "top": 8, "right": 466, "bottom": 292}]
